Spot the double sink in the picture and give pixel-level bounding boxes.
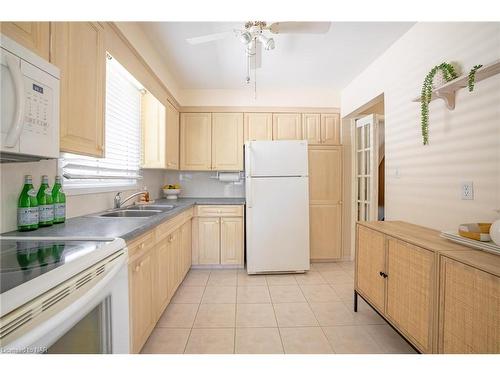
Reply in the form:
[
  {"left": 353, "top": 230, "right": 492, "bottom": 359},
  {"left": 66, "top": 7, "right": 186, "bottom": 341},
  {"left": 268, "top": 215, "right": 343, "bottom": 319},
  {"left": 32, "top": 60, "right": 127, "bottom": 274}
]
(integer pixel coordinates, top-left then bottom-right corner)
[{"left": 96, "top": 204, "right": 176, "bottom": 218}]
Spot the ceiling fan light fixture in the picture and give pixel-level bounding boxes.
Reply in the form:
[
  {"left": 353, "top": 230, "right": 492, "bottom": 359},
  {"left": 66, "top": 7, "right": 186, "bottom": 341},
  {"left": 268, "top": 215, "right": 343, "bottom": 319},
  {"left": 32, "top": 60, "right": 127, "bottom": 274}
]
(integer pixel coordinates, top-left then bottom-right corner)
[
  {"left": 257, "top": 34, "right": 275, "bottom": 50},
  {"left": 239, "top": 31, "right": 252, "bottom": 45}
]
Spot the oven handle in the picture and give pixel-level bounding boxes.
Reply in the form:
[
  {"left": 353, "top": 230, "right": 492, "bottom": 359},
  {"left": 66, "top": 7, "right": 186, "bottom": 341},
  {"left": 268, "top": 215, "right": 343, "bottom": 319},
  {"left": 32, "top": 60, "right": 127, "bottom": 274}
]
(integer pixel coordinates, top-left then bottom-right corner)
[
  {"left": 5, "top": 54, "right": 26, "bottom": 148},
  {"left": 4, "top": 255, "right": 127, "bottom": 353}
]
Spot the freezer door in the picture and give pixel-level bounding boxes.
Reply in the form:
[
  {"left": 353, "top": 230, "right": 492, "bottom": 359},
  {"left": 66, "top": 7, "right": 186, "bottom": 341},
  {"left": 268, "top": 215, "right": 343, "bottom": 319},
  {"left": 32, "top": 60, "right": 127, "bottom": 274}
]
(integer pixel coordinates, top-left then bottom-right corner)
[
  {"left": 245, "top": 140, "right": 308, "bottom": 177},
  {"left": 246, "top": 176, "right": 310, "bottom": 274}
]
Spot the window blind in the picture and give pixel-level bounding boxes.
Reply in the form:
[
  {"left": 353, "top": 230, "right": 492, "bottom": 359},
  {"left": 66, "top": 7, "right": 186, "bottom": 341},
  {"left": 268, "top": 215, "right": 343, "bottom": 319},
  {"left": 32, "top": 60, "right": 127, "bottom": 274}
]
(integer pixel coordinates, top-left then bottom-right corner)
[{"left": 59, "top": 55, "right": 143, "bottom": 191}]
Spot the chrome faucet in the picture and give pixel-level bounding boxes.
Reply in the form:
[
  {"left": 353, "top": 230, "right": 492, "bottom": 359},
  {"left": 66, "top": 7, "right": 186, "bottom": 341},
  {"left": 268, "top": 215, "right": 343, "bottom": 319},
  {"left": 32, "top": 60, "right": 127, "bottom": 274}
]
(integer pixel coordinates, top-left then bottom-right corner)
[{"left": 114, "top": 190, "right": 148, "bottom": 209}]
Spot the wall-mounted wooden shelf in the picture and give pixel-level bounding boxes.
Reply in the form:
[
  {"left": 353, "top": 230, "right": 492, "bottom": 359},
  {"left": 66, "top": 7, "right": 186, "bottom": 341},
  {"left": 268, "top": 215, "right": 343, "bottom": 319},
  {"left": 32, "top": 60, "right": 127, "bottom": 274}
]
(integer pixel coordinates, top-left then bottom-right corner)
[{"left": 412, "top": 59, "right": 500, "bottom": 110}]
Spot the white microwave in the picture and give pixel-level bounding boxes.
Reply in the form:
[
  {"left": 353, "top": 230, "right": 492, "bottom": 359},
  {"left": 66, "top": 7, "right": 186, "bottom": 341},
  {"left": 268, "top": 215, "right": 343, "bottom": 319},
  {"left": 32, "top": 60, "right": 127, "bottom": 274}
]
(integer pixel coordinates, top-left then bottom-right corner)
[{"left": 0, "top": 34, "right": 60, "bottom": 162}]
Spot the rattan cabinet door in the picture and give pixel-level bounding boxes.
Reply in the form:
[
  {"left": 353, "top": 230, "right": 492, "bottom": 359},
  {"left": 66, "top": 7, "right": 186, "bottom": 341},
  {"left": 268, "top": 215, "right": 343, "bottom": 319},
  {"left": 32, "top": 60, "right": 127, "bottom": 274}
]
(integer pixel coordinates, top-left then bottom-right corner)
[{"left": 386, "top": 239, "right": 434, "bottom": 353}]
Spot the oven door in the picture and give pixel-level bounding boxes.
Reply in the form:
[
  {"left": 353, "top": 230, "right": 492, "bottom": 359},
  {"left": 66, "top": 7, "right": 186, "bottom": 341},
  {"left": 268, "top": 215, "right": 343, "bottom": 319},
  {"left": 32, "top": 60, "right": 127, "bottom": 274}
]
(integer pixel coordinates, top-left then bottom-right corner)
[{"left": 1, "top": 251, "right": 129, "bottom": 354}]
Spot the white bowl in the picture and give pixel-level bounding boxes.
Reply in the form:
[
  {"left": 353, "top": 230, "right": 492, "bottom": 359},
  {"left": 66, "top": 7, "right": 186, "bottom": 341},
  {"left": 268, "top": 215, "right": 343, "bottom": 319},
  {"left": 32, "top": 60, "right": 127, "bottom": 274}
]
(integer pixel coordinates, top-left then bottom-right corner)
[{"left": 163, "top": 189, "right": 180, "bottom": 199}]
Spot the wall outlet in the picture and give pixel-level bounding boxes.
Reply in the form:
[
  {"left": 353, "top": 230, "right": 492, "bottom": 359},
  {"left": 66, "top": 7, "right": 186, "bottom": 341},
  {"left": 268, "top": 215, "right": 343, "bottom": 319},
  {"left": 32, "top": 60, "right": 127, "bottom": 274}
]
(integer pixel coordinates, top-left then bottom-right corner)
[{"left": 461, "top": 181, "right": 474, "bottom": 200}]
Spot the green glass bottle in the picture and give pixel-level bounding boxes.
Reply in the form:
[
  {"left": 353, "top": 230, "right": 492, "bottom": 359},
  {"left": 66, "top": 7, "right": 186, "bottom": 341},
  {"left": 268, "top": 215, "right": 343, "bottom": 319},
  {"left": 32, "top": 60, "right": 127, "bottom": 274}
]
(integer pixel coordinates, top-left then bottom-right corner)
[
  {"left": 17, "top": 175, "right": 39, "bottom": 231},
  {"left": 52, "top": 175, "right": 66, "bottom": 224},
  {"left": 37, "top": 175, "right": 54, "bottom": 227}
]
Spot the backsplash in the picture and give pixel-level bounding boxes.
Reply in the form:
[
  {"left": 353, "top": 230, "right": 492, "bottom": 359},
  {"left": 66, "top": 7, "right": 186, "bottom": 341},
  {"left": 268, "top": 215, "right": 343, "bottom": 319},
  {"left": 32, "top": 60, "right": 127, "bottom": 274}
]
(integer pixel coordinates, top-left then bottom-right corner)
[{"left": 164, "top": 171, "right": 245, "bottom": 198}]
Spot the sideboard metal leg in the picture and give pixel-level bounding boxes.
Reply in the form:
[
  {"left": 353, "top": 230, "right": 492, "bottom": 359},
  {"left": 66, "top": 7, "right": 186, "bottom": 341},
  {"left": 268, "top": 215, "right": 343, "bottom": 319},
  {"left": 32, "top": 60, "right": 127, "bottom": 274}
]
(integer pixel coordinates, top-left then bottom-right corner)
[{"left": 354, "top": 290, "right": 358, "bottom": 312}]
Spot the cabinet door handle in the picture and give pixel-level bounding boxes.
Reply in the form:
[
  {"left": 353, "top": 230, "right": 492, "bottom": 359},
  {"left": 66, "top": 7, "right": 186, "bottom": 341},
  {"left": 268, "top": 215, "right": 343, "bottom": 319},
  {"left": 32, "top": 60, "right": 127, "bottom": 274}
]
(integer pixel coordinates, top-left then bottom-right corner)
[{"left": 379, "top": 271, "right": 388, "bottom": 278}]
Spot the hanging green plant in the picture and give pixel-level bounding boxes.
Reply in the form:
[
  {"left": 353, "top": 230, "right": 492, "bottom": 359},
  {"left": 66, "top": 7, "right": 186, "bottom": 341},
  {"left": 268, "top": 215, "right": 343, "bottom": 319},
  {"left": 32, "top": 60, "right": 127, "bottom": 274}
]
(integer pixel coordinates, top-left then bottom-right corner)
[
  {"left": 468, "top": 64, "right": 483, "bottom": 92},
  {"left": 420, "top": 62, "right": 458, "bottom": 145}
]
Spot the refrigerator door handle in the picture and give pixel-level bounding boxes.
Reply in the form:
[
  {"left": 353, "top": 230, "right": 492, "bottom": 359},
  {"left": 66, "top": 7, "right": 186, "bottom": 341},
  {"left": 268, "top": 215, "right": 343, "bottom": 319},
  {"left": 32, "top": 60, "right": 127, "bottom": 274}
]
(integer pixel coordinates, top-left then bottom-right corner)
[{"left": 246, "top": 177, "right": 252, "bottom": 208}]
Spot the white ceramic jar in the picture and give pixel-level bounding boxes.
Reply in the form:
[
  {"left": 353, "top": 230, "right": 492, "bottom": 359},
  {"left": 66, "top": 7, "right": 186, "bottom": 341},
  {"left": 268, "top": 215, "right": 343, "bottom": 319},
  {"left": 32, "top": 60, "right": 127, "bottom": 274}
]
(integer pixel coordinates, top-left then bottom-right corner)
[{"left": 490, "top": 209, "right": 500, "bottom": 246}]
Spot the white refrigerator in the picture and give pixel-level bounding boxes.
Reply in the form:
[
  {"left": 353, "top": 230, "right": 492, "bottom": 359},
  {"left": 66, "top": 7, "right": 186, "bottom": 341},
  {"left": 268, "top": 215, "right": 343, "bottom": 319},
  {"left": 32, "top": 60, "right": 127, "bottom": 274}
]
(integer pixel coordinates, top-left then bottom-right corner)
[{"left": 245, "top": 140, "right": 310, "bottom": 274}]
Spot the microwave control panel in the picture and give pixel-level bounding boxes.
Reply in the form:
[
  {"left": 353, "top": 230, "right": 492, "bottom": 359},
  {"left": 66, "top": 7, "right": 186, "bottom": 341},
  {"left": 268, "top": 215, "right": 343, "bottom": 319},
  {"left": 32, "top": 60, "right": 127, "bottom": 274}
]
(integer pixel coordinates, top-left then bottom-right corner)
[{"left": 23, "top": 79, "right": 52, "bottom": 136}]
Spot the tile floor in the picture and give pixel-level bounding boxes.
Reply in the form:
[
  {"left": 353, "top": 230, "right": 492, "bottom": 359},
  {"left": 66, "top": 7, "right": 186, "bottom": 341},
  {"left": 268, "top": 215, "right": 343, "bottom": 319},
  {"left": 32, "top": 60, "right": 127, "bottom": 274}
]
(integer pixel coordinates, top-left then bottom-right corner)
[{"left": 141, "top": 261, "right": 417, "bottom": 354}]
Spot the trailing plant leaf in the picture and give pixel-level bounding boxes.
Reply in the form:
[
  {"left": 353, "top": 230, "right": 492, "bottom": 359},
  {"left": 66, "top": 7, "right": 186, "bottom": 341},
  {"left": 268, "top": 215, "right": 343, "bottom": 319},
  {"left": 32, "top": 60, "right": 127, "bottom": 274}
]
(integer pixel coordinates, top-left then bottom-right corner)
[
  {"left": 420, "top": 62, "right": 458, "bottom": 145},
  {"left": 468, "top": 64, "right": 483, "bottom": 92}
]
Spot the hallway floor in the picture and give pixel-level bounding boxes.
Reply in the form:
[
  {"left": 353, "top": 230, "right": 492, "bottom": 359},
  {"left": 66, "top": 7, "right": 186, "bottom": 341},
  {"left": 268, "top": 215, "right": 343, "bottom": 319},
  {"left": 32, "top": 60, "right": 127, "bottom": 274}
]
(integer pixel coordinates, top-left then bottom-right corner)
[{"left": 141, "top": 261, "right": 417, "bottom": 354}]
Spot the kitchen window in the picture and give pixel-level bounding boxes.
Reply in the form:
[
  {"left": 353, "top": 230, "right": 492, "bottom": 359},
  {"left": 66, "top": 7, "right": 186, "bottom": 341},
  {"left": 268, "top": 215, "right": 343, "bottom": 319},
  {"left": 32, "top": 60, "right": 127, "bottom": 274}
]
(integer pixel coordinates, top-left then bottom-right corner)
[{"left": 59, "top": 54, "right": 143, "bottom": 195}]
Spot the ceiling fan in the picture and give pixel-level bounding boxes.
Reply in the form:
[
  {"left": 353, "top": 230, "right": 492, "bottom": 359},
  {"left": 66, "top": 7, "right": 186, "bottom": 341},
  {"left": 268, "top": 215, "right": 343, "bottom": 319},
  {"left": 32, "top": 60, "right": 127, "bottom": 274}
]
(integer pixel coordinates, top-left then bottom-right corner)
[{"left": 186, "top": 21, "right": 331, "bottom": 80}]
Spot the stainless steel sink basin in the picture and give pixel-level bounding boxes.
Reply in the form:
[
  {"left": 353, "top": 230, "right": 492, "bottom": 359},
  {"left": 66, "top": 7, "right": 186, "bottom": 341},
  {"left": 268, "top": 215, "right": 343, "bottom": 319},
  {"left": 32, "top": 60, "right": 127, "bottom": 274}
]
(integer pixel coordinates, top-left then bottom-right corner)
[
  {"left": 129, "top": 204, "right": 175, "bottom": 211},
  {"left": 98, "top": 209, "right": 162, "bottom": 218}
]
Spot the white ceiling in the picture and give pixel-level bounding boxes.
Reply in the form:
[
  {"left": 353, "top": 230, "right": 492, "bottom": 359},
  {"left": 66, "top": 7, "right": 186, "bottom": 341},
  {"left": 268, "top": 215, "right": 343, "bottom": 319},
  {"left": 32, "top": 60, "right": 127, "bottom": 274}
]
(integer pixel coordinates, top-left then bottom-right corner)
[{"left": 139, "top": 22, "right": 414, "bottom": 90}]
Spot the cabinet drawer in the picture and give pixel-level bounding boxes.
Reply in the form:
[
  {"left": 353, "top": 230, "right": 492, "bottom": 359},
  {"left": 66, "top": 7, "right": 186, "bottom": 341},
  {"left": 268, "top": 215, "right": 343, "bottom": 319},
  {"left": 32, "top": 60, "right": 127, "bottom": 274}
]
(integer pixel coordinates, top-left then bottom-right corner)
[
  {"left": 127, "top": 230, "right": 155, "bottom": 260},
  {"left": 195, "top": 205, "right": 243, "bottom": 217}
]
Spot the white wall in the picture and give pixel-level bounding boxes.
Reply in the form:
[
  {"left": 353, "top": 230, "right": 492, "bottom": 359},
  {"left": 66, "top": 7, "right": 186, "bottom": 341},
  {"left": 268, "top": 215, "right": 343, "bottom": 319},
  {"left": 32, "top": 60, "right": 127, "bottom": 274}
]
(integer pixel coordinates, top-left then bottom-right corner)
[
  {"left": 342, "top": 22, "right": 500, "bottom": 230},
  {"left": 180, "top": 88, "right": 340, "bottom": 108},
  {"left": 0, "top": 161, "right": 165, "bottom": 233}
]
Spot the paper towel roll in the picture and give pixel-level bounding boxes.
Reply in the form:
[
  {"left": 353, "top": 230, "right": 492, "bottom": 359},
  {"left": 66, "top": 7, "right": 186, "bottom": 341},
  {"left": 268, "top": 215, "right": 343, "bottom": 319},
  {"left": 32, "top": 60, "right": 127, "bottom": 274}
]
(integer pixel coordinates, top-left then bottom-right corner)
[{"left": 218, "top": 172, "right": 241, "bottom": 182}]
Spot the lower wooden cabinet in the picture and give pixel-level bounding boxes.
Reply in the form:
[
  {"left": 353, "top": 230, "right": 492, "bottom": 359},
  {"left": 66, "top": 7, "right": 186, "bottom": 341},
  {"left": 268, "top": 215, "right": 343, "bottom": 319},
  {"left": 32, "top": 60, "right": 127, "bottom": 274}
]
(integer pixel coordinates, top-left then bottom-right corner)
[
  {"left": 192, "top": 205, "right": 244, "bottom": 267},
  {"left": 309, "top": 205, "right": 342, "bottom": 261},
  {"left": 439, "top": 255, "right": 500, "bottom": 353},
  {"left": 127, "top": 209, "right": 193, "bottom": 353},
  {"left": 129, "top": 249, "right": 155, "bottom": 354},
  {"left": 386, "top": 239, "right": 434, "bottom": 353}
]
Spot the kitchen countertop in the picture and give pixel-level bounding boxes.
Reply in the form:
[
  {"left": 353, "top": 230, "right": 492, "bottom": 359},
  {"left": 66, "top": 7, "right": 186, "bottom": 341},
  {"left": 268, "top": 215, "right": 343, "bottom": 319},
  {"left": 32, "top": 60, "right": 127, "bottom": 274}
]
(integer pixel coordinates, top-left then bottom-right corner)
[{"left": 1, "top": 197, "right": 245, "bottom": 242}]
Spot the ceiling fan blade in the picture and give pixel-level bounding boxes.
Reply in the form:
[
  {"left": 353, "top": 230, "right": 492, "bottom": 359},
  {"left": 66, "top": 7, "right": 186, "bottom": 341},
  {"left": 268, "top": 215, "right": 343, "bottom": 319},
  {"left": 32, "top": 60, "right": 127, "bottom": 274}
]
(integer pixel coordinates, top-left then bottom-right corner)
[
  {"left": 186, "top": 31, "right": 233, "bottom": 45},
  {"left": 269, "top": 22, "right": 331, "bottom": 34}
]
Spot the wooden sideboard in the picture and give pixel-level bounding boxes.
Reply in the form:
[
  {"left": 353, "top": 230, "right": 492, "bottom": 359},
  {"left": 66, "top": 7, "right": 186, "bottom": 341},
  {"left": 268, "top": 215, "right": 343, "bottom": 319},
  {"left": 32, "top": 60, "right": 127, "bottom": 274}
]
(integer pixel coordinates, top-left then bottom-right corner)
[{"left": 355, "top": 221, "right": 500, "bottom": 354}]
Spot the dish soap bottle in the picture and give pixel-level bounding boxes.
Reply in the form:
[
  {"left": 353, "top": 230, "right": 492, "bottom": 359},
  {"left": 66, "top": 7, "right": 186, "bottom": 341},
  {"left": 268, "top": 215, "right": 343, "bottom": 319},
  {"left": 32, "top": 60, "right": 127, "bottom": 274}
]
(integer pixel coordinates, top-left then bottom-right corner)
[
  {"left": 37, "top": 175, "right": 54, "bottom": 227},
  {"left": 18, "top": 175, "right": 39, "bottom": 231},
  {"left": 52, "top": 175, "right": 66, "bottom": 224},
  {"left": 490, "top": 209, "right": 500, "bottom": 246}
]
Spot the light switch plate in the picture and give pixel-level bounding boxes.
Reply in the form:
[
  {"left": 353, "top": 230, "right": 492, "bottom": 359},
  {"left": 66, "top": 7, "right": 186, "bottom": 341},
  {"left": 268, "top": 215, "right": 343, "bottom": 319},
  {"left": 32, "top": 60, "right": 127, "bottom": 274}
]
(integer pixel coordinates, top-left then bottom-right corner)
[{"left": 461, "top": 181, "right": 474, "bottom": 200}]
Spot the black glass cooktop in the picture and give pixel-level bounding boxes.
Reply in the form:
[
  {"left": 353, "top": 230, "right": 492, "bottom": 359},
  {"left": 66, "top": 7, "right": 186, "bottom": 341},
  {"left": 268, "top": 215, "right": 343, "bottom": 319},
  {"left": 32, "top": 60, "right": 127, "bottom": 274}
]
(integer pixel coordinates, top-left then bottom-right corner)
[{"left": 0, "top": 239, "right": 112, "bottom": 294}]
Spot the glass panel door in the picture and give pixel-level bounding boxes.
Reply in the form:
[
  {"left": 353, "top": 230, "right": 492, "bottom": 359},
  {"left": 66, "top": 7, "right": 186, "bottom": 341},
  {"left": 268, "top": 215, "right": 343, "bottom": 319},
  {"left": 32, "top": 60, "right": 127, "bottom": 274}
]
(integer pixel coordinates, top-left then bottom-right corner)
[{"left": 355, "top": 114, "right": 379, "bottom": 221}]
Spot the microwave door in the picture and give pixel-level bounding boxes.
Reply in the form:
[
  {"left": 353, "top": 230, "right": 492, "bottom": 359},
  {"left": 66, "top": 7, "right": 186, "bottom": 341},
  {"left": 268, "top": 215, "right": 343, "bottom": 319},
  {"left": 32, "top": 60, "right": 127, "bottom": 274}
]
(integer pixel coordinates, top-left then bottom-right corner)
[{"left": 0, "top": 49, "right": 21, "bottom": 153}]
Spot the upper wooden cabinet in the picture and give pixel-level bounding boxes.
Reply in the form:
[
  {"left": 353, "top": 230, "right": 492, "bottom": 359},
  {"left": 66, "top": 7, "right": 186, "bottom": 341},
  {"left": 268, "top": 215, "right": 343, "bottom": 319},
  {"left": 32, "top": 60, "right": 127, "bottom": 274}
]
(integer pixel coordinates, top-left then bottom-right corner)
[
  {"left": 244, "top": 113, "right": 272, "bottom": 141},
  {"left": 302, "top": 113, "right": 340, "bottom": 145},
  {"left": 51, "top": 22, "right": 105, "bottom": 157},
  {"left": 0, "top": 22, "right": 50, "bottom": 60},
  {"left": 321, "top": 113, "right": 341, "bottom": 144},
  {"left": 180, "top": 113, "right": 212, "bottom": 170},
  {"left": 141, "top": 91, "right": 166, "bottom": 168},
  {"left": 212, "top": 113, "right": 243, "bottom": 171},
  {"left": 166, "top": 102, "right": 180, "bottom": 170},
  {"left": 272, "top": 113, "right": 302, "bottom": 140},
  {"left": 302, "top": 114, "right": 321, "bottom": 144}
]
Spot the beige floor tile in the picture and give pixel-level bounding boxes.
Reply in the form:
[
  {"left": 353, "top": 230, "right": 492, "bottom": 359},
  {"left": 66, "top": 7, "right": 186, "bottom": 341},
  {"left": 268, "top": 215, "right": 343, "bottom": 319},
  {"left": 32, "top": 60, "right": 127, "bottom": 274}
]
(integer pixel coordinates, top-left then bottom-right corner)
[
  {"left": 300, "top": 284, "right": 341, "bottom": 303},
  {"left": 207, "top": 270, "right": 237, "bottom": 286},
  {"left": 237, "top": 286, "right": 271, "bottom": 303},
  {"left": 280, "top": 327, "right": 333, "bottom": 354},
  {"left": 310, "top": 262, "right": 344, "bottom": 272},
  {"left": 323, "top": 325, "right": 384, "bottom": 354},
  {"left": 193, "top": 303, "right": 236, "bottom": 328},
  {"left": 309, "top": 302, "right": 357, "bottom": 326},
  {"left": 269, "top": 285, "right": 306, "bottom": 303},
  {"left": 295, "top": 271, "right": 327, "bottom": 285},
  {"left": 351, "top": 299, "right": 385, "bottom": 325},
  {"left": 141, "top": 328, "right": 190, "bottom": 354},
  {"left": 184, "top": 328, "right": 235, "bottom": 354},
  {"left": 321, "top": 271, "right": 354, "bottom": 285},
  {"left": 236, "top": 303, "right": 277, "bottom": 328},
  {"left": 273, "top": 303, "right": 318, "bottom": 327},
  {"left": 330, "top": 283, "right": 355, "bottom": 302},
  {"left": 157, "top": 303, "right": 199, "bottom": 328},
  {"left": 364, "top": 325, "right": 417, "bottom": 353},
  {"left": 235, "top": 328, "right": 284, "bottom": 354},
  {"left": 266, "top": 274, "right": 298, "bottom": 286},
  {"left": 171, "top": 286, "right": 205, "bottom": 304},
  {"left": 201, "top": 286, "right": 237, "bottom": 304},
  {"left": 182, "top": 271, "right": 211, "bottom": 286},
  {"left": 237, "top": 272, "right": 268, "bottom": 286}
]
